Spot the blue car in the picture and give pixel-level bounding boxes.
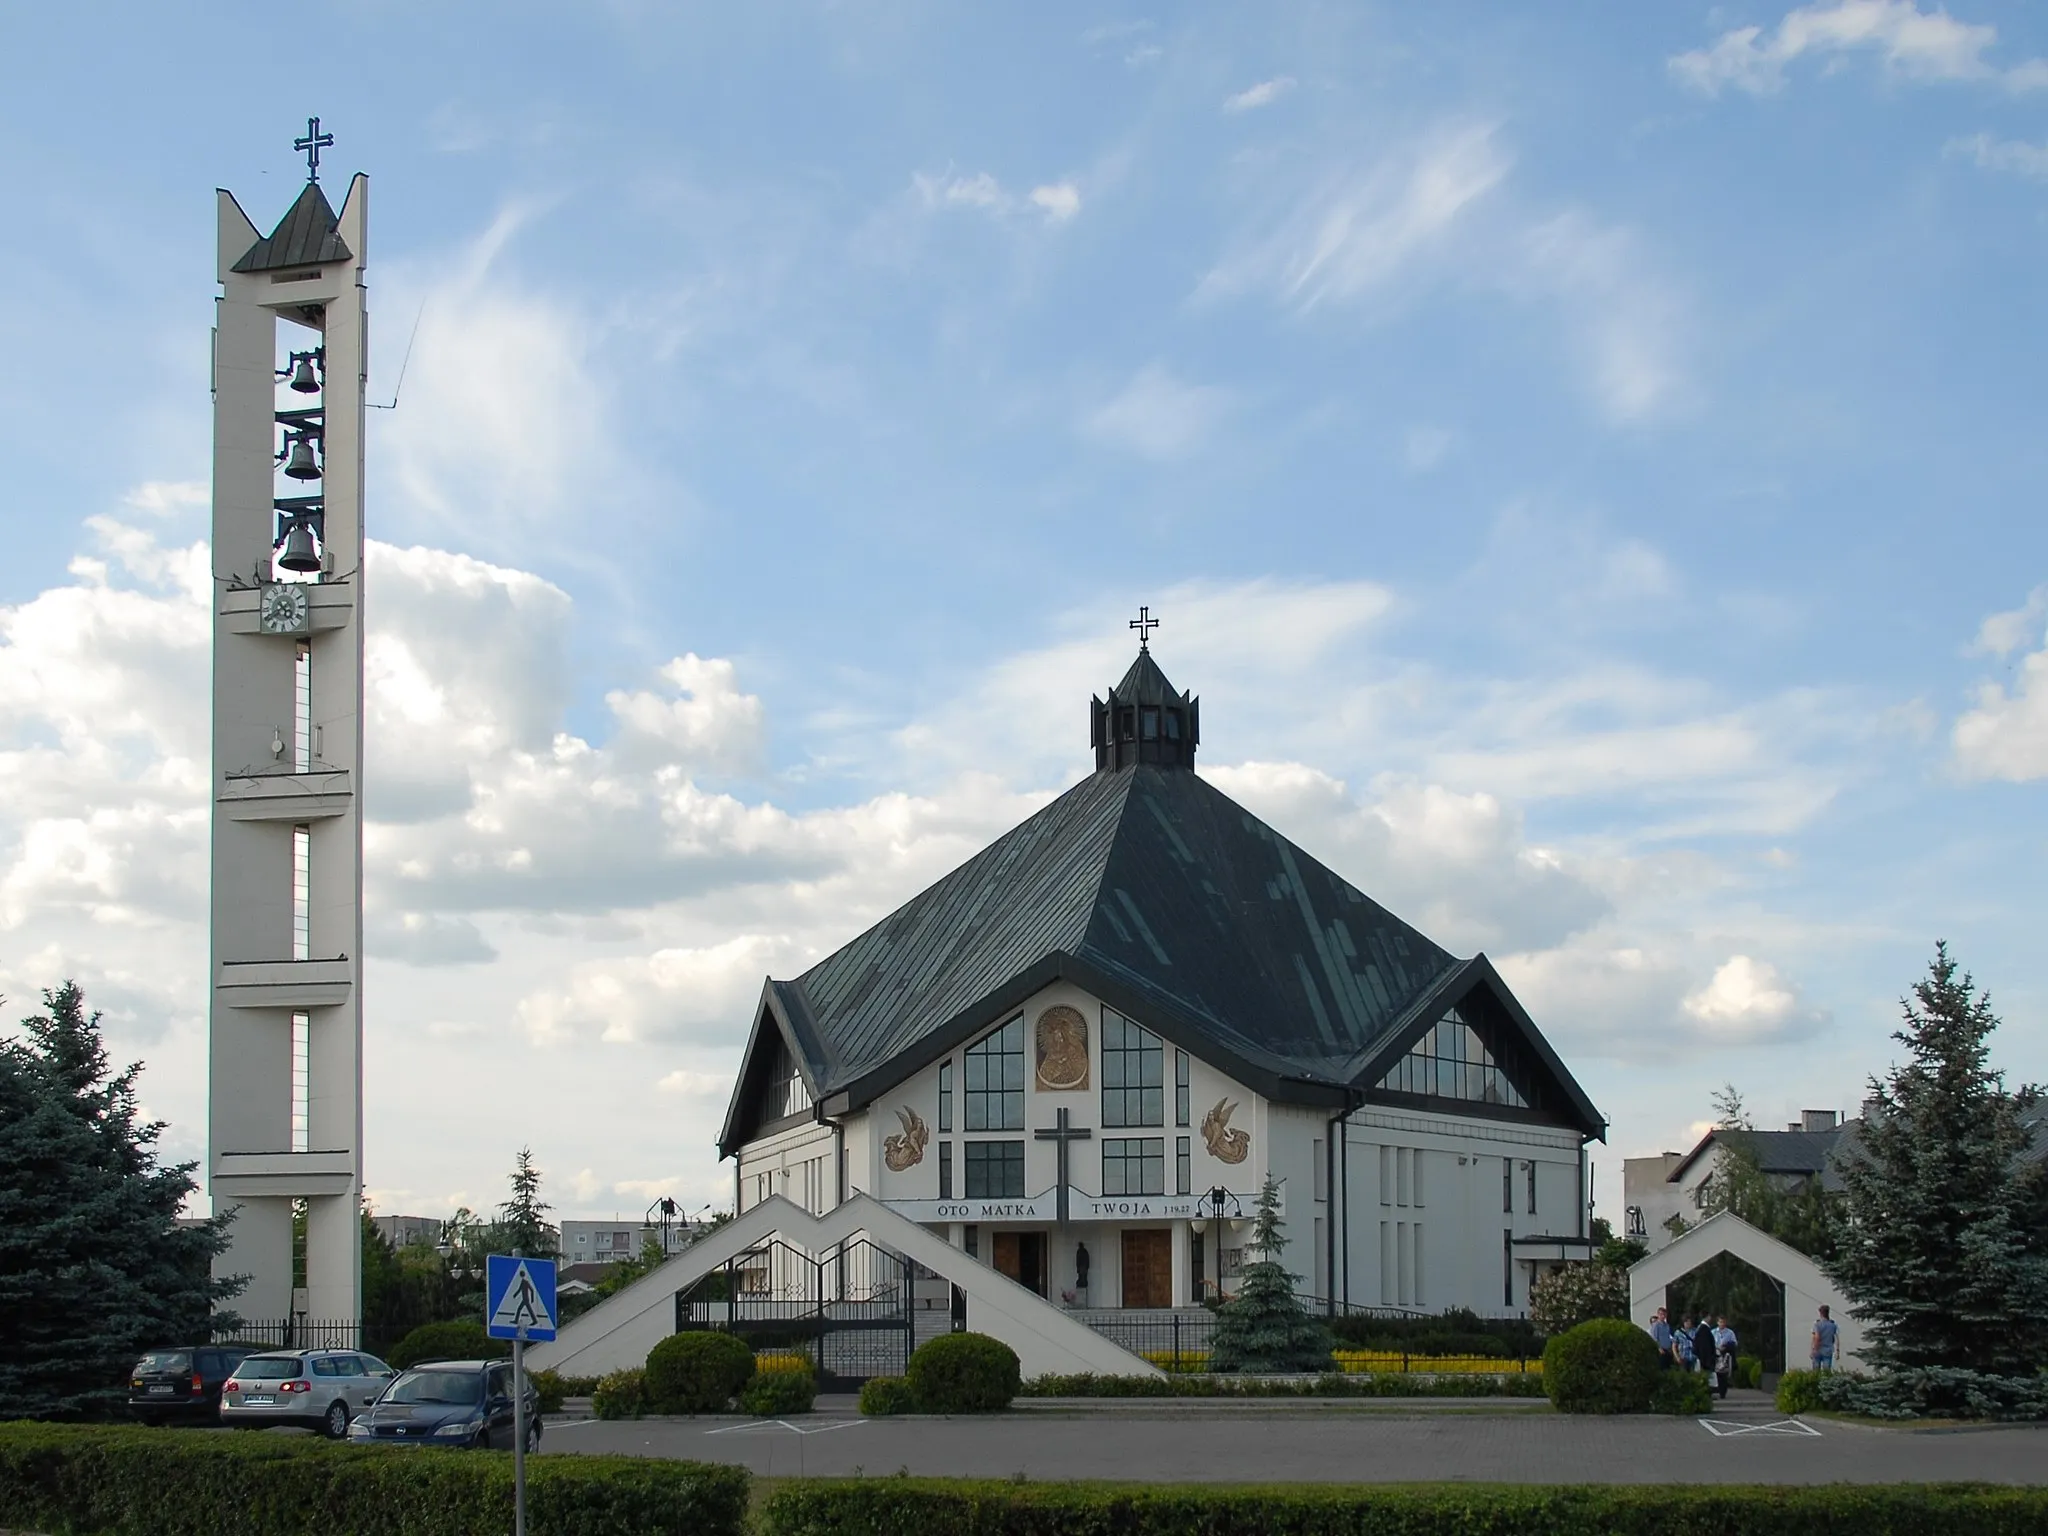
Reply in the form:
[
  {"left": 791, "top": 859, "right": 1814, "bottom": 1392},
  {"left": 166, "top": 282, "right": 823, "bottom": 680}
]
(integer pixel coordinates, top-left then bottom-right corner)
[{"left": 345, "top": 1359, "right": 540, "bottom": 1451}]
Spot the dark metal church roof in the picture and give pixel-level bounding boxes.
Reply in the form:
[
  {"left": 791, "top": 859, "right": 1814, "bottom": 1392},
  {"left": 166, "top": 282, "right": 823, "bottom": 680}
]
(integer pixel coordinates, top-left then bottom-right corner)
[{"left": 232, "top": 181, "right": 352, "bottom": 274}]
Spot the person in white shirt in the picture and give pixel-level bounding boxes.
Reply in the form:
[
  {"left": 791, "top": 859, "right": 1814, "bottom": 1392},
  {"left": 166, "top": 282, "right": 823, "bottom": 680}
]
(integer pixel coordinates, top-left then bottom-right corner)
[{"left": 1712, "top": 1316, "right": 1739, "bottom": 1399}]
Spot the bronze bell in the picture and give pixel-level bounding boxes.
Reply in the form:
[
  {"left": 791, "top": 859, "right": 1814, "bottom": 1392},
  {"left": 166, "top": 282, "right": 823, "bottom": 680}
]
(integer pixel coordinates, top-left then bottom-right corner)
[
  {"left": 277, "top": 522, "right": 322, "bottom": 574},
  {"left": 283, "top": 435, "right": 321, "bottom": 481},
  {"left": 289, "top": 355, "right": 321, "bottom": 393}
]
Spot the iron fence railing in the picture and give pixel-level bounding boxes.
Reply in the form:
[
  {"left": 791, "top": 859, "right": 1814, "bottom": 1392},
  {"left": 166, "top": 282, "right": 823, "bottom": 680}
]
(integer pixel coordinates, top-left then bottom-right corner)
[
  {"left": 1075, "top": 1307, "right": 1538, "bottom": 1376},
  {"left": 224, "top": 1317, "right": 365, "bottom": 1353}
]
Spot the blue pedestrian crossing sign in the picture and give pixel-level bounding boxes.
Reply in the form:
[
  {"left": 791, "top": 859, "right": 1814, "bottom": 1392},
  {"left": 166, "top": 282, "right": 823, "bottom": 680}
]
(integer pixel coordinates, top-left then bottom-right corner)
[{"left": 485, "top": 1254, "right": 558, "bottom": 1342}]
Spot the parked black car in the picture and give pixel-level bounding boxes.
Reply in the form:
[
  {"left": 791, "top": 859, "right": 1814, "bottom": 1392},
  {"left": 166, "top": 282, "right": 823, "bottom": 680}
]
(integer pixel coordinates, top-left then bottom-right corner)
[
  {"left": 345, "top": 1360, "right": 541, "bottom": 1451},
  {"left": 128, "top": 1345, "right": 254, "bottom": 1425}
]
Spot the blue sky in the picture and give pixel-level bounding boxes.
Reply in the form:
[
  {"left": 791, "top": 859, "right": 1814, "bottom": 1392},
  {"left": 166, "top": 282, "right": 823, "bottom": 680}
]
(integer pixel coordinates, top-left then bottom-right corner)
[{"left": 3, "top": 1, "right": 2046, "bottom": 1222}]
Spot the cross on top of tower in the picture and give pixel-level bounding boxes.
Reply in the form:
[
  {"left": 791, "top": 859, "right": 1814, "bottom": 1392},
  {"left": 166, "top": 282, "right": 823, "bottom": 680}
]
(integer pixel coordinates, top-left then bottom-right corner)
[
  {"left": 295, "top": 117, "right": 334, "bottom": 182},
  {"left": 1129, "top": 605, "right": 1160, "bottom": 650}
]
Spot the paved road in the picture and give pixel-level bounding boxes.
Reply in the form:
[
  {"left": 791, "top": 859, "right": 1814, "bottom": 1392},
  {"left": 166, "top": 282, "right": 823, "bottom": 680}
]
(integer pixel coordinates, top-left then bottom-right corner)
[{"left": 543, "top": 1405, "right": 2048, "bottom": 1485}]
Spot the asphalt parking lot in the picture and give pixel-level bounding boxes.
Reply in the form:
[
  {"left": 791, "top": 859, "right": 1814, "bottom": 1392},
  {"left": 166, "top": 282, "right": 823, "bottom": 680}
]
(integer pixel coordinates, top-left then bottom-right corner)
[{"left": 542, "top": 1402, "right": 2048, "bottom": 1485}]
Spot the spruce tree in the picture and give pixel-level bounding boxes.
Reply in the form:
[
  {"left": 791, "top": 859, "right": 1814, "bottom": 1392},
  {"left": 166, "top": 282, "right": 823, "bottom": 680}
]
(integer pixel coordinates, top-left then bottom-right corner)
[
  {"left": 1825, "top": 945, "right": 2048, "bottom": 1375},
  {"left": 1208, "top": 1174, "right": 1334, "bottom": 1373},
  {"left": 497, "top": 1146, "right": 557, "bottom": 1258},
  {"left": 0, "top": 984, "right": 242, "bottom": 1419}
]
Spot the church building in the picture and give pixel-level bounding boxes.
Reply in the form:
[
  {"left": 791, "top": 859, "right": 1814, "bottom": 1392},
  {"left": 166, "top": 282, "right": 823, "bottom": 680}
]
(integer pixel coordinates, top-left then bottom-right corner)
[{"left": 717, "top": 642, "right": 1605, "bottom": 1318}]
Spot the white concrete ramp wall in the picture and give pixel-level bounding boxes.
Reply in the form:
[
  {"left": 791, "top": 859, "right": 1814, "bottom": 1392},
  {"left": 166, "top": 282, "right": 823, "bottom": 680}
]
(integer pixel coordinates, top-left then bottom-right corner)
[
  {"left": 1628, "top": 1211, "right": 1866, "bottom": 1373},
  {"left": 527, "top": 1193, "right": 1159, "bottom": 1382}
]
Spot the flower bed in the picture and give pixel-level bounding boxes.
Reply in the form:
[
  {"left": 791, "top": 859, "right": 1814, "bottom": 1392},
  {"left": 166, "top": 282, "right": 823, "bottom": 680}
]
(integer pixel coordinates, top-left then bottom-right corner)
[{"left": 1140, "top": 1350, "right": 1539, "bottom": 1376}]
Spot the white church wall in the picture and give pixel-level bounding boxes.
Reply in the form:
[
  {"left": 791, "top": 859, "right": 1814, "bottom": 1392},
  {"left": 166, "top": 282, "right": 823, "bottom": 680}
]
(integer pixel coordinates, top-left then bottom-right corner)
[
  {"left": 1337, "top": 1109, "right": 1584, "bottom": 1317},
  {"left": 736, "top": 1117, "right": 836, "bottom": 1216}
]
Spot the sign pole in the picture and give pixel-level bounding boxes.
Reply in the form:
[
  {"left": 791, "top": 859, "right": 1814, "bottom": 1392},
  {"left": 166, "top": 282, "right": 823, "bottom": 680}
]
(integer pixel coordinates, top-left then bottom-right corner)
[{"left": 512, "top": 1332, "right": 527, "bottom": 1536}]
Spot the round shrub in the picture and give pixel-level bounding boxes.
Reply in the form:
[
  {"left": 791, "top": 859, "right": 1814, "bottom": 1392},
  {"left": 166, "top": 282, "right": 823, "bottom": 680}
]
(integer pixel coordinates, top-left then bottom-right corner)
[
  {"left": 1541, "top": 1319, "right": 1661, "bottom": 1415},
  {"left": 591, "top": 1367, "right": 646, "bottom": 1420},
  {"left": 904, "top": 1332, "right": 1020, "bottom": 1414},
  {"left": 387, "top": 1320, "right": 506, "bottom": 1370},
  {"left": 528, "top": 1368, "right": 567, "bottom": 1415},
  {"left": 645, "top": 1331, "right": 756, "bottom": 1414},
  {"left": 859, "top": 1376, "right": 917, "bottom": 1416},
  {"left": 1737, "top": 1354, "right": 1764, "bottom": 1391},
  {"left": 738, "top": 1366, "right": 816, "bottom": 1417}
]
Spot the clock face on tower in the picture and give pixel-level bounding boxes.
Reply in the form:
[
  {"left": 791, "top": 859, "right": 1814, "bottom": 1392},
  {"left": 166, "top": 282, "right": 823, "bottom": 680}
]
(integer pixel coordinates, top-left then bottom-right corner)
[{"left": 258, "top": 583, "right": 311, "bottom": 634}]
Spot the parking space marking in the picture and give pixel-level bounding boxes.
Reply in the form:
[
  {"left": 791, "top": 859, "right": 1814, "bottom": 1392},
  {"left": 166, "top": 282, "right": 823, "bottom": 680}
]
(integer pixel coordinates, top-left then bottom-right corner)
[
  {"left": 1699, "top": 1417, "right": 1821, "bottom": 1438},
  {"left": 705, "top": 1418, "right": 867, "bottom": 1437}
]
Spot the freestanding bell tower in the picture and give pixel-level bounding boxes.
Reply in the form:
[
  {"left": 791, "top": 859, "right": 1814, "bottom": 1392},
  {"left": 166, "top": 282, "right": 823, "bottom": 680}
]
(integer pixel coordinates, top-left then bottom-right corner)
[{"left": 208, "top": 121, "right": 367, "bottom": 1334}]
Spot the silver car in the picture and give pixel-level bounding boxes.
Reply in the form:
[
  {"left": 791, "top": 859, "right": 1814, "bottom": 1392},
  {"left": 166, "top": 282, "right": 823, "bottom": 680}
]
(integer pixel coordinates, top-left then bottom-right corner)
[{"left": 220, "top": 1349, "right": 396, "bottom": 1437}]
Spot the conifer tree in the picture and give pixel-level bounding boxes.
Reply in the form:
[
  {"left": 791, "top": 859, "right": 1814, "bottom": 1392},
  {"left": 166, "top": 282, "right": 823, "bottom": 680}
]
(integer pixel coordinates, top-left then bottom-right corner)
[
  {"left": 497, "top": 1146, "right": 557, "bottom": 1259},
  {"left": 1208, "top": 1174, "right": 1334, "bottom": 1373},
  {"left": 0, "top": 984, "right": 242, "bottom": 1418},
  {"left": 1825, "top": 945, "right": 2048, "bottom": 1375}
]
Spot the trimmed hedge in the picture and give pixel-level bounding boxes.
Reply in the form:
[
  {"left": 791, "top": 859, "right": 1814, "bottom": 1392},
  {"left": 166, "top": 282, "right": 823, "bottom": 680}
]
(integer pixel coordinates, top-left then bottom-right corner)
[
  {"left": 0, "top": 1422, "right": 749, "bottom": 1536},
  {"left": 1019, "top": 1372, "right": 1545, "bottom": 1400},
  {"left": 738, "top": 1368, "right": 817, "bottom": 1417},
  {"left": 1648, "top": 1370, "right": 1712, "bottom": 1415},
  {"left": 1776, "top": 1369, "right": 1824, "bottom": 1415},
  {"left": 1817, "top": 1367, "right": 2048, "bottom": 1422},
  {"left": 905, "top": 1334, "right": 1020, "bottom": 1414},
  {"left": 645, "top": 1333, "right": 755, "bottom": 1415},
  {"left": 758, "top": 1480, "right": 2048, "bottom": 1535},
  {"left": 1542, "top": 1320, "right": 1660, "bottom": 1415},
  {"left": 591, "top": 1368, "right": 647, "bottom": 1421},
  {"left": 859, "top": 1376, "right": 917, "bottom": 1416},
  {"left": 387, "top": 1321, "right": 507, "bottom": 1370}
]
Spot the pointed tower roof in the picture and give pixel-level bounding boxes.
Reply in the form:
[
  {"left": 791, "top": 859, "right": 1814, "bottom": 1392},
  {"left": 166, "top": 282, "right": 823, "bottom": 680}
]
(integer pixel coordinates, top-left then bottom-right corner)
[
  {"left": 232, "top": 180, "right": 352, "bottom": 273},
  {"left": 1093, "top": 646, "right": 1198, "bottom": 771}
]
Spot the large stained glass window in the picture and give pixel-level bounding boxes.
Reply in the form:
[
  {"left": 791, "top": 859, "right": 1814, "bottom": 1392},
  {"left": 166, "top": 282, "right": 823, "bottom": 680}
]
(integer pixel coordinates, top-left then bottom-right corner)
[{"left": 1378, "top": 1008, "right": 1528, "bottom": 1109}]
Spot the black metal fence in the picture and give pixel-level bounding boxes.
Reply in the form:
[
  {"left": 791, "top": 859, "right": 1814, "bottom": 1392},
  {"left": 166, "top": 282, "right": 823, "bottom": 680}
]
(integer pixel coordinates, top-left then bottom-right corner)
[
  {"left": 673, "top": 1237, "right": 915, "bottom": 1389},
  {"left": 224, "top": 1318, "right": 366, "bottom": 1353},
  {"left": 1077, "top": 1304, "right": 1537, "bottom": 1376}
]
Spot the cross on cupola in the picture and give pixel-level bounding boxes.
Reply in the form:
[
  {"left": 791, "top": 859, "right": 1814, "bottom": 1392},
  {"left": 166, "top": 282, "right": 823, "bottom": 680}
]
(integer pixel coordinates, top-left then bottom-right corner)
[
  {"left": 1091, "top": 614, "right": 1200, "bottom": 773},
  {"left": 295, "top": 117, "right": 334, "bottom": 182}
]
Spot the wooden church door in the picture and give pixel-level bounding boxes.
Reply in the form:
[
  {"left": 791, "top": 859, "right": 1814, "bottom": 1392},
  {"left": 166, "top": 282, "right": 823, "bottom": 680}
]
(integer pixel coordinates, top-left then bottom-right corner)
[{"left": 1121, "top": 1229, "right": 1172, "bottom": 1308}]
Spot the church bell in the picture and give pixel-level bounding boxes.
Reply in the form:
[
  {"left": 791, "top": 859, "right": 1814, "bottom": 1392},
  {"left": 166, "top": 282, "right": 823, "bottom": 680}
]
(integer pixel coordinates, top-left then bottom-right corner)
[
  {"left": 283, "top": 435, "right": 321, "bottom": 481},
  {"left": 288, "top": 354, "right": 321, "bottom": 393},
  {"left": 276, "top": 521, "right": 322, "bottom": 573}
]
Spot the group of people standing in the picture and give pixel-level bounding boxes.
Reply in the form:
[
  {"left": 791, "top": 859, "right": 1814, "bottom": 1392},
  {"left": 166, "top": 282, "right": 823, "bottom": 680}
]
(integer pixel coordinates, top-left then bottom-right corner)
[{"left": 1647, "top": 1307, "right": 1740, "bottom": 1397}]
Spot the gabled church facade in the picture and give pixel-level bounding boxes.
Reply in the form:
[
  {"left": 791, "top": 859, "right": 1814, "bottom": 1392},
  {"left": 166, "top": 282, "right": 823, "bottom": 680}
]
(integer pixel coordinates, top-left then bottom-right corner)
[{"left": 718, "top": 647, "right": 1605, "bottom": 1318}]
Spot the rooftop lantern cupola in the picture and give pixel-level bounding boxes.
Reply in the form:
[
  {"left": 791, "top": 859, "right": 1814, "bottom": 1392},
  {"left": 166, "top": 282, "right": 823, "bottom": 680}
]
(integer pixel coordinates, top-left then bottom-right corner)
[{"left": 1091, "top": 606, "right": 1199, "bottom": 771}]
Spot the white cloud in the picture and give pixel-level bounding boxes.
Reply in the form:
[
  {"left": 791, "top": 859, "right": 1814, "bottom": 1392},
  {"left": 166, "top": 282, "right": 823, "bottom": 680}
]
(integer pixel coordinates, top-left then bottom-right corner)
[
  {"left": 1682, "top": 955, "right": 1827, "bottom": 1043},
  {"left": 1200, "top": 123, "right": 1511, "bottom": 310},
  {"left": 1224, "top": 76, "right": 1297, "bottom": 113},
  {"left": 1954, "top": 591, "right": 2048, "bottom": 779},
  {"left": 606, "top": 655, "right": 767, "bottom": 775},
  {"left": 912, "top": 170, "right": 1083, "bottom": 224},
  {"left": 1083, "top": 364, "right": 1232, "bottom": 460},
  {"left": 1948, "top": 132, "right": 2048, "bottom": 180},
  {"left": 1670, "top": 1, "right": 2046, "bottom": 97},
  {"left": 1404, "top": 425, "right": 1453, "bottom": 471}
]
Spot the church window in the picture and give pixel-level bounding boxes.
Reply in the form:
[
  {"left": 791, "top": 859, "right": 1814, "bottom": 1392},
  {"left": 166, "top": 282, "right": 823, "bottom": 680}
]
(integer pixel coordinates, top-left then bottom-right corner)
[
  {"left": 1176, "top": 1135, "right": 1191, "bottom": 1196},
  {"left": 289, "top": 1011, "right": 310, "bottom": 1153},
  {"left": 964, "top": 1140, "right": 1024, "bottom": 1198},
  {"left": 1117, "top": 707, "right": 1135, "bottom": 741},
  {"left": 964, "top": 1224, "right": 978, "bottom": 1259},
  {"left": 1503, "top": 1158, "right": 1513, "bottom": 1214},
  {"left": 1140, "top": 706, "right": 1160, "bottom": 740},
  {"left": 1526, "top": 1160, "right": 1537, "bottom": 1216},
  {"left": 938, "top": 1142, "right": 953, "bottom": 1200},
  {"left": 758, "top": 1035, "right": 812, "bottom": 1123},
  {"left": 1101, "top": 1009, "right": 1163, "bottom": 1127},
  {"left": 1164, "top": 709, "right": 1182, "bottom": 741},
  {"left": 1378, "top": 1008, "right": 1528, "bottom": 1109},
  {"left": 294, "top": 641, "right": 312, "bottom": 772},
  {"left": 1503, "top": 1231, "right": 1514, "bottom": 1306},
  {"left": 1174, "top": 1050, "right": 1189, "bottom": 1127},
  {"left": 292, "top": 825, "right": 311, "bottom": 961},
  {"left": 1102, "top": 1137, "right": 1164, "bottom": 1196},
  {"left": 964, "top": 1018, "right": 1024, "bottom": 1131},
  {"left": 938, "top": 1061, "right": 953, "bottom": 1132}
]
